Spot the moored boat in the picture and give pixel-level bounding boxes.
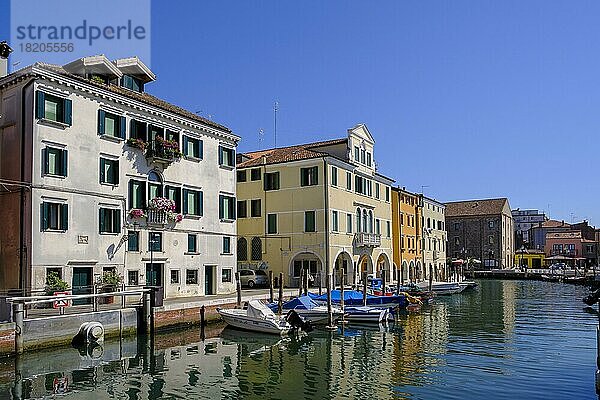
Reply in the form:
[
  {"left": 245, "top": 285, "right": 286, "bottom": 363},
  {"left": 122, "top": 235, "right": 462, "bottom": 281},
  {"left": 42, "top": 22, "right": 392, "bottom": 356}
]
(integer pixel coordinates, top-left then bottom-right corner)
[
  {"left": 218, "top": 300, "right": 295, "bottom": 335},
  {"left": 344, "top": 306, "right": 389, "bottom": 323},
  {"left": 417, "top": 281, "right": 464, "bottom": 295},
  {"left": 311, "top": 290, "right": 408, "bottom": 308},
  {"left": 268, "top": 295, "right": 344, "bottom": 325}
]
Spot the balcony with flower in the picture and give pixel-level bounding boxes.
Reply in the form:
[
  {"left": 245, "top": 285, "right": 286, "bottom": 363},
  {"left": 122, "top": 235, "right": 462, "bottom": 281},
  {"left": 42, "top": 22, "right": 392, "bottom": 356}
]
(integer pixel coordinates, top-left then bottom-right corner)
[
  {"left": 128, "top": 197, "right": 183, "bottom": 227},
  {"left": 145, "top": 136, "right": 182, "bottom": 167}
]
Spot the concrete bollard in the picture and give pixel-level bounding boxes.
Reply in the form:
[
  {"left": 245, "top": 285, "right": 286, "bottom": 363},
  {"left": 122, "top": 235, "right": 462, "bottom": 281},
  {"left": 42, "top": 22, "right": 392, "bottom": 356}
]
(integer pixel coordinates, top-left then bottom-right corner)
[{"left": 13, "top": 302, "right": 24, "bottom": 354}]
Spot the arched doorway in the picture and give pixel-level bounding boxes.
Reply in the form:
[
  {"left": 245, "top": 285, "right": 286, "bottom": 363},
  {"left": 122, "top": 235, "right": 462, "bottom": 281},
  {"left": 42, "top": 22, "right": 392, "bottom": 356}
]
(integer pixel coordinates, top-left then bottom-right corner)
[
  {"left": 289, "top": 252, "right": 322, "bottom": 288},
  {"left": 334, "top": 251, "right": 354, "bottom": 287},
  {"left": 416, "top": 261, "right": 422, "bottom": 281},
  {"left": 375, "top": 253, "right": 391, "bottom": 280},
  {"left": 401, "top": 261, "right": 408, "bottom": 284},
  {"left": 357, "top": 254, "right": 374, "bottom": 278},
  {"left": 408, "top": 260, "right": 415, "bottom": 282}
]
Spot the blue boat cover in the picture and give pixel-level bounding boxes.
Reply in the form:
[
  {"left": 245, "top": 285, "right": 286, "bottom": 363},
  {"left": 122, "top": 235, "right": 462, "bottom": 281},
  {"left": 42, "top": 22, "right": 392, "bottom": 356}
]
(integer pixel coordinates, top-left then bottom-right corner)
[
  {"left": 311, "top": 290, "right": 407, "bottom": 307},
  {"left": 267, "top": 295, "right": 319, "bottom": 311}
]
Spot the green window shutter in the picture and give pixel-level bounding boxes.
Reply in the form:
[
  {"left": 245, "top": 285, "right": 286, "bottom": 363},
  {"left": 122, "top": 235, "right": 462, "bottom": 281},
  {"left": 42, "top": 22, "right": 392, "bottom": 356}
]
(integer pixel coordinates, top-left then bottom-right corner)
[
  {"left": 182, "top": 136, "right": 188, "bottom": 156},
  {"left": 198, "top": 140, "right": 203, "bottom": 159},
  {"left": 114, "top": 161, "right": 119, "bottom": 185},
  {"left": 128, "top": 180, "right": 133, "bottom": 208},
  {"left": 219, "top": 195, "right": 224, "bottom": 219},
  {"left": 218, "top": 146, "right": 223, "bottom": 165},
  {"left": 63, "top": 99, "right": 72, "bottom": 126},
  {"left": 301, "top": 169, "right": 307, "bottom": 186},
  {"left": 100, "top": 159, "right": 106, "bottom": 183},
  {"left": 35, "top": 91, "right": 45, "bottom": 119},
  {"left": 41, "top": 202, "right": 49, "bottom": 230},
  {"left": 99, "top": 208, "right": 105, "bottom": 233},
  {"left": 130, "top": 120, "right": 137, "bottom": 139},
  {"left": 119, "top": 116, "right": 126, "bottom": 139},
  {"left": 42, "top": 148, "right": 49, "bottom": 175},
  {"left": 114, "top": 210, "right": 121, "bottom": 233},
  {"left": 60, "top": 204, "right": 68, "bottom": 230},
  {"left": 61, "top": 149, "right": 68, "bottom": 177},
  {"left": 182, "top": 189, "right": 189, "bottom": 214},
  {"left": 98, "top": 110, "right": 105, "bottom": 135},
  {"left": 198, "top": 191, "right": 203, "bottom": 216}
]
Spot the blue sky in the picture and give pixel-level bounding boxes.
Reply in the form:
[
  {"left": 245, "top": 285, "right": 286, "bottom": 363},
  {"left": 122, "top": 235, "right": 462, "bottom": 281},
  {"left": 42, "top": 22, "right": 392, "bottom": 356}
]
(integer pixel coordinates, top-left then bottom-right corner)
[{"left": 1, "top": 1, "right": 599, "bottom": 225}]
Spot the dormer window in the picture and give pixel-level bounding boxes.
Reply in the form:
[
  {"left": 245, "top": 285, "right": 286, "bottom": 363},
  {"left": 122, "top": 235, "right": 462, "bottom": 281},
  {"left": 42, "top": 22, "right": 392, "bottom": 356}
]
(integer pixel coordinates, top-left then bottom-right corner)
[{"left": 121, "top": 75, "right": 144, "bottom": 92}]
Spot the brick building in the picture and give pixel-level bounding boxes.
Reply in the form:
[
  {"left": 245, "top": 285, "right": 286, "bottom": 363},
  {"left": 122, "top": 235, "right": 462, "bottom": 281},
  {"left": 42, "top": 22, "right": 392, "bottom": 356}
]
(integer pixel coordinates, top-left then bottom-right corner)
[{"left": 445, "top": 198, "right": 514, "bottom": 269}]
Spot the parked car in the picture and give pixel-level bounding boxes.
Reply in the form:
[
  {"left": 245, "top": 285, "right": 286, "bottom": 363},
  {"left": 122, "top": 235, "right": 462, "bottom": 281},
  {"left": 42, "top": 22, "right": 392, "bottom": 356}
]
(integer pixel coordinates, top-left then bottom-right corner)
[{"left": 238, "top": 269, "right": 268, "bottom": 288}]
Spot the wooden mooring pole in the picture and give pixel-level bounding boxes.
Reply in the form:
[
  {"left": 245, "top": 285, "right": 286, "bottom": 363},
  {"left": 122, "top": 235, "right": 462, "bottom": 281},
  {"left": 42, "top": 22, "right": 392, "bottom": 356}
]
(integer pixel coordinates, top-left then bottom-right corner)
[
  {"left": 362, "top": 272, "right": 368, "bottom": 306},
  {"left": 236, "top": 272, "right": 242, "bottom": 307},
  {"left": 269, "top": 271, "right": 274, "bottom": 303},
  {"left": 278, "top": 272, "right": 284, "bottom": 315}
]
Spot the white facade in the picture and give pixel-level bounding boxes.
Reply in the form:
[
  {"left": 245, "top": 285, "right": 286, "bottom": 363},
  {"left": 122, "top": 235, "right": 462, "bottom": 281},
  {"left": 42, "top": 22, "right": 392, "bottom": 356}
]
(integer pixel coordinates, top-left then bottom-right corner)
[
  {"left": 422, "top": 197, "right": 447, "bottom": 281},
  {"left": 0, "top": 56, "right": 239, "bottom": 298}
]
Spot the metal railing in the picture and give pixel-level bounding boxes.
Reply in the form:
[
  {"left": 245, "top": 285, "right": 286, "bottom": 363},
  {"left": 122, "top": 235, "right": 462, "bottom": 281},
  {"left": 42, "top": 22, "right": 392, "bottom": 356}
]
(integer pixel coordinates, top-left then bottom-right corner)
[
  {"left": 354, "top": 232, "right": 381, "bottom": 247},
  {"left": 147, "top": 209, "right": 167, "bottom": 225}
]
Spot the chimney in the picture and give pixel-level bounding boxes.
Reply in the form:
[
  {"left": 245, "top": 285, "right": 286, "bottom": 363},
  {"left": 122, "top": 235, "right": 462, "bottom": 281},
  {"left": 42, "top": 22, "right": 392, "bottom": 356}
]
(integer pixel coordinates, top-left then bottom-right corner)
[{"left": 0, "top": 41, "right": 13, "bottom": 78}]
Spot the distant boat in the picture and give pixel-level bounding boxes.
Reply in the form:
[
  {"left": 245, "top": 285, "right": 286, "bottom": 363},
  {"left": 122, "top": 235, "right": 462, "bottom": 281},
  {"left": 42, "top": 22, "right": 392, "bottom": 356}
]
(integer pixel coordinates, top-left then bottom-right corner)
[
  {"left": 268, "top": 295, "right": 344, "bottom": 325},
  {"left": 218, "top": 300, "right": 302, "bottom": 335},
  {"left": 417, "top": 281, "right": 464, "bottom": 295},
  {"left": 344, "top": 306, "right": 389, "bottom": 323}
]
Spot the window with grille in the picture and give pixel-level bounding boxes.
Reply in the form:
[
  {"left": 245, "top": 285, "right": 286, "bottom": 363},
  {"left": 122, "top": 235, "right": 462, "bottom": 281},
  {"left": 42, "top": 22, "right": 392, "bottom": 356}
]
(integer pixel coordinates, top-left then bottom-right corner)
[
  {"left": 251, "top": 237, "right": 262, "bottom": 261},
  {"left": 237, "top": 237, "right": 248, "bottom": 261}
]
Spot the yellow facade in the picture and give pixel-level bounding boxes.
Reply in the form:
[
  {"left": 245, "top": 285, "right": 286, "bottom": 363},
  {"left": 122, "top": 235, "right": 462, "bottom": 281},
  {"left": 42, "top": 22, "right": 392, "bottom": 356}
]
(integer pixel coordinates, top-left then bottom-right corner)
[
  {"left": 391, "top": 188, "right": 423, "bottom": 283},
  {"left": 514, "top": 251, "right": 545, "bottom": 268},
  {"left": 236, "top": 124, "right": 394, "bottom": 287}
]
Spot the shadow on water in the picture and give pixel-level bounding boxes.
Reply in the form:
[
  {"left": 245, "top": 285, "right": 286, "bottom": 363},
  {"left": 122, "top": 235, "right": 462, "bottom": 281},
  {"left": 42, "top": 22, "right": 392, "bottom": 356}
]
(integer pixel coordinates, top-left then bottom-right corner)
[{"left": 0, "top": 280, "right": 598, "bottom": 399}]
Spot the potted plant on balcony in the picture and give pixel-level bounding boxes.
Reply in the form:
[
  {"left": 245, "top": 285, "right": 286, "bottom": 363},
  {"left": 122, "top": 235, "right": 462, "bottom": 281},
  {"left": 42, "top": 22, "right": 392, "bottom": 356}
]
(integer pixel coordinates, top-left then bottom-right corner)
[
  {"left": 129, "top": 208, "right": 147, "bottom": 220},
  {"left": 154, "top": 136, "right": 182, "bottom": 160},
  {"left": 101, "top": 271, "right": 123, "bottom": 304},
  {"left": 126, "top": 138, "right": 147, "bottom": 151}
]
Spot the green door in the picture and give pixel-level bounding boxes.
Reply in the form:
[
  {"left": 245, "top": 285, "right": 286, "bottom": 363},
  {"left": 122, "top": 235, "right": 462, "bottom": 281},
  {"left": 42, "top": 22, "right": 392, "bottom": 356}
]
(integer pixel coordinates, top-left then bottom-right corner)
[
  {"left": 72, "top": 267, "right": 92, "bottom": 305},
  {"left": 205, "top": 266, "right": 214, "bottom": 295},
  {"left": 146, "top": 263, "right": 162, "bottom": 286}
]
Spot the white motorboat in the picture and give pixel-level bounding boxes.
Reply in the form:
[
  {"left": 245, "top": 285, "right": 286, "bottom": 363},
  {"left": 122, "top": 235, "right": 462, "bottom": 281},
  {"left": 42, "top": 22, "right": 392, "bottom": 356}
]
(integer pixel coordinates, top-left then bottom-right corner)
[
  {"left": 418, "top": 281, "right": 465, "bottom": 295},
  {"left": 218, "top": 300, "right": 294, "bottom": 335},
  {"left": 344, "top": 306, "right": 389, "bottom": 323}
]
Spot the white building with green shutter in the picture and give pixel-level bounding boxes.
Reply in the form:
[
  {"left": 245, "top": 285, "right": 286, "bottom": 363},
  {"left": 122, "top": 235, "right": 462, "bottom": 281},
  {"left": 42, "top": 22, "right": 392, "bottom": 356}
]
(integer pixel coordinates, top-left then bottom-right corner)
[{"left": 0, "top": 55, "right": 239, "bottom": 299}]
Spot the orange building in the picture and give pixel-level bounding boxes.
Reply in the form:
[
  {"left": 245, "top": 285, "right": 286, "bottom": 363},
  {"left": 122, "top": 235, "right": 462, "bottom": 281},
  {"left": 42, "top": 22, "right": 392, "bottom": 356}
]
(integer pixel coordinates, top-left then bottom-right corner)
[{"left": 392, "top": 187, "right": 423, "bottom": 283}]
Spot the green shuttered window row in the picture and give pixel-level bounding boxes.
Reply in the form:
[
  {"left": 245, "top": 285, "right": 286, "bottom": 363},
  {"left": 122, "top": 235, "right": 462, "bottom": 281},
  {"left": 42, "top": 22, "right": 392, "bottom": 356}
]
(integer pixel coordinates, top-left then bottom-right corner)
[
  {"left": 42, "top": 147, "right": 68, "bottom": 177},
  {"left": 99, "top": 208, "right": 121, "bottom": 234}
]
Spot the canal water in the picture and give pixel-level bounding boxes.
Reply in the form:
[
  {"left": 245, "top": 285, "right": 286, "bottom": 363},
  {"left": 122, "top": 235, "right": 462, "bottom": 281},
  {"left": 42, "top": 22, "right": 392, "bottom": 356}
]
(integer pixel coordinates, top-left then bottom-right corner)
[{"left": 0, "top": 280, "right": 597, "bottom": 399}]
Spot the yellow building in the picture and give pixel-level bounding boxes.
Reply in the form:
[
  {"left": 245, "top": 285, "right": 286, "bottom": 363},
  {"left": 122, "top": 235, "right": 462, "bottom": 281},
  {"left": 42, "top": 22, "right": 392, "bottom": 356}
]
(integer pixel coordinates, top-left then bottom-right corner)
[
  {"left": 514, "top": 249, "right": 545, "bottom": 268},
  {"left": 236, "top": 124, "right": 394, "bottom": 287},
  {"left": 391, "top": 188, "right": 424, "bottom": 283}
]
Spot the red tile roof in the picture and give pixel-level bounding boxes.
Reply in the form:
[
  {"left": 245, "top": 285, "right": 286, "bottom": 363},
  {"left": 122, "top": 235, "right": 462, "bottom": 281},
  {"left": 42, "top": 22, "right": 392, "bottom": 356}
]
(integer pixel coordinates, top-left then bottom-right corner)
[{"left": 238, "top": 138, "right": 347, "bottom": 168}]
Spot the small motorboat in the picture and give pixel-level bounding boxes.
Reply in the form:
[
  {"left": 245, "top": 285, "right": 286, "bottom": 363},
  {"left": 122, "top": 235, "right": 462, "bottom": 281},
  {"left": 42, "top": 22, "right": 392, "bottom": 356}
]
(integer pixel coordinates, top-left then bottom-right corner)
[
  {"left": 344, "top": 306, "right": 389, "bottom": 323},
  {"left": 417, "top": 281, "right": 464, "bottom": 295},
  {"left": 268, "top": 295, "right": 344, "bottom": 325},
  {"left": 218, "top": 300, "right": 308, "bottom": 335}
]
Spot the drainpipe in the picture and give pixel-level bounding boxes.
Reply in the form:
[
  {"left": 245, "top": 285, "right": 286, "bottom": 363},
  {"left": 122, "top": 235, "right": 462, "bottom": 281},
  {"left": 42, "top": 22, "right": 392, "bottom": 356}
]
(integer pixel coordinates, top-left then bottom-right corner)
[{"left": 19, "top": 78, "right": 35, "bottom": 293}]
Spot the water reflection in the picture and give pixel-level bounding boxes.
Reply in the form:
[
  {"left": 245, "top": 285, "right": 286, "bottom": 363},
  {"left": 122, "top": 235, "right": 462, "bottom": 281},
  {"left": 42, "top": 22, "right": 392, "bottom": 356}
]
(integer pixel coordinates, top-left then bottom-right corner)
[{"left": 0, "top": 280, "right": 597, "bottom": 399}]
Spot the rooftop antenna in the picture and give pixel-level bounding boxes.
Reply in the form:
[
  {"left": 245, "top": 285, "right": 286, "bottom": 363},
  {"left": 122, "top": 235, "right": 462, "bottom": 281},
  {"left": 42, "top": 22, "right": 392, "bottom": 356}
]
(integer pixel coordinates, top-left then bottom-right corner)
[
  {"left": 273, "top": 101, "right": 279, "bottom": 148},
  {"left": 421, "top": 185, "right": 429, "bottom": 195}
]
